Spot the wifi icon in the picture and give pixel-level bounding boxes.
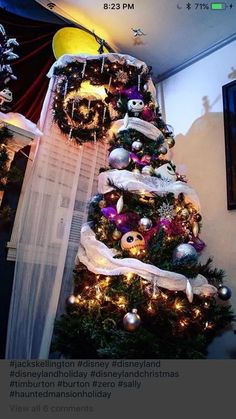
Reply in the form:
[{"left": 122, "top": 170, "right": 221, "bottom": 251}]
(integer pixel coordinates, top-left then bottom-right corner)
[{"left": 47, "top": 2, "right": 56, "bottom": 9}]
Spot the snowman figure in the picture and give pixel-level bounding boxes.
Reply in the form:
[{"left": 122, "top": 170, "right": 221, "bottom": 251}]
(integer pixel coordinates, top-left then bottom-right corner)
[{"left": 0, "top": 88, "right": 13, "bottom": 106}]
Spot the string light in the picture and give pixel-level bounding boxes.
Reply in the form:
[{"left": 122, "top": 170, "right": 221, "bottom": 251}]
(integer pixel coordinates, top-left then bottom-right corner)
[
  {"left": 174, "top": 300, "right": 183, "bottom": 311},
  {"left": 116, "top": 296, "right": 127, "bottom": 309},
  {"left": 204, "top": 321, "right": 214, "bottom": 330},
  {"left": 193, "top": 308, "right": 201, "bottom": 318},
  {"left": 124, "top": 273, "right": 134, "bottom": 284},
  {"left": 147, "top": 302, "right": 154, "bottom": 313},
  {"left": 179, "top": 319, "right": 188, "bottom": 328}
]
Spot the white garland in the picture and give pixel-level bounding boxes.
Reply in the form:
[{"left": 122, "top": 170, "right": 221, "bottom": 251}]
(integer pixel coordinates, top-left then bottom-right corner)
[
  {"left": 98, "top": 169, "right": 201, "bottom": 210},
  {"left": 109, "top": 115, "right": 163, "bottom": 141},
  {"left": 76, "top": 224, "right": 217, "bottom": 302},
  {"left": 47, "top": 53, "right": 149, "bottom": 78}
]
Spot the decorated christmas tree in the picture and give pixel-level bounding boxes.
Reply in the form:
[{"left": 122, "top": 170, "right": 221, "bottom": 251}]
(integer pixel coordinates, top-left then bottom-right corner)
[
  {"left": 0, "top": 24, "right": 21, "bottom": 216},
  {"left": 0, "top": 23, "right": 18, "bottom": 111},
  {"left": 52, "top": 53, "right": 233, "bottom": 359}
]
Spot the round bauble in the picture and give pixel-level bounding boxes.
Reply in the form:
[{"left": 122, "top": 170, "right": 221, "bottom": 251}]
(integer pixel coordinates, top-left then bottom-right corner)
[
  {"left": 121, "top": 231, "right": 146, "bottom": 256},
  {"left": 141, "top": 165, "right": 153, "bottom": 176},
  {"left": 123, "top": 308, "right": 141, "bottom": 332},
  {"left": 112, "top": 229, "right": 122, "bottom": 240},
  {"left": 166, "top": 137, "right": 175, "bottom": 148},
  {"left": 173, "top": 243, "right": 198, "bottom": 265},
  {"left": 194, "top": 213, "right": 202, "bottom": 222},
  {"left": 138, "top": 217, "right": 152, "bottom": 232},
  {"left": 98, "top": 199, "right": 106, "bottom": 208},
  {"left": 108, "top": 147, "right": 130, "bottom": 169},
  {"left": 90, "top": 194, "right": 103, "bottom": 205},
  {"left": 132, "top": 139, "right": 143, "bottom": 151},
  {"left": 66, "top": 295, "right": 76, "bottom": 305},
  {"left": 217, "top": 286, "right": 232, "bottom": 301},
  {"left": 158, "top": 145, "right": 168, "bottom": 155}
]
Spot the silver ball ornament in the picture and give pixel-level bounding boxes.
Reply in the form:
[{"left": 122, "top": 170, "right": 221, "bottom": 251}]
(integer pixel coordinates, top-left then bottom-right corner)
[
  {"left": 66, "top": 295, "right": 76, "bottom": 305},
  {"left": 132, "top": 139, "right": 143, "bottom": 151},
  {"left": 108, "top": 148, "right": 130, "bottom": 169},
  {"left": 123, "top": 309, "right": 141, "bottom": 332},
  {"left": 138, "top": 217, "right": 152, "bottom": 232},
  {"left": 141, "top": 165, "right": 153, "bottom": 176},
  {"left": 217, "top": 286, "right": 232, "bottom": 301},
  {"left": 173, "top": 243, "right": 198, "bottom": 265},
  {"left": 158, "top": 145, "right": 168, "bottom": 155}
]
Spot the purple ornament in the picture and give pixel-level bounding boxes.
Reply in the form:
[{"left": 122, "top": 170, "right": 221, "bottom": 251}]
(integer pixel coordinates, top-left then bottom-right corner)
[
  {"left": 188, "top": 237, "right": 206, "bottom": 252},
  {"left": 130, "top": 152, "right": 140, "bottom": 164},
  {"left": 101, "top": 207, "right": 117, "bottom": 220},
  {"left": 159, "top": 219, "right": 172, "bottom": 234},
  {"left": 115, "top": 212, "right": 139, "bottom": 232}
]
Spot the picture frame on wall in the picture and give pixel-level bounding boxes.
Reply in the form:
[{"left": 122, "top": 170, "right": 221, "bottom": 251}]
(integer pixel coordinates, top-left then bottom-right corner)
[{"left": 222, "top": 80, "right": 236, "bottom": 210}]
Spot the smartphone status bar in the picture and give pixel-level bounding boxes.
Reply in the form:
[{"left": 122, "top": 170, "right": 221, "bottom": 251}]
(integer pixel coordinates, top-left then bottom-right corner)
[{"left": 177, "top": 2, "right": 234, "bottom": 10}]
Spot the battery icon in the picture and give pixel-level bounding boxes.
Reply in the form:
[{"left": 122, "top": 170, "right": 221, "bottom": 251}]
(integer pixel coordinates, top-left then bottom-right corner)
[{"left": 211, "top": 2, "right": 226, "bottom": 9}]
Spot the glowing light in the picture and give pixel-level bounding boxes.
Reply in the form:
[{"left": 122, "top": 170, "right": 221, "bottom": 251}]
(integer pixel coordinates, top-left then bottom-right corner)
[
  {"left": 175, "top": 302, "right": 183, "bottom": 310},
  {"left": 147, "top": 302, "right": 154, "bottom": 312},
  {"left": 52, "top": 27, "right": 109, "bottom": 59},
  {"left": 193, "top": 308, "right": 201, "bottom": 318},
  {"left": 117, "top": 296, "right": 126, "bottom": 308},
  {"left": 180, "top": 319, "right": 188, "bottom": 328},
  {"left": 161, "top": 293, "right": 168, "bottom": 300}
]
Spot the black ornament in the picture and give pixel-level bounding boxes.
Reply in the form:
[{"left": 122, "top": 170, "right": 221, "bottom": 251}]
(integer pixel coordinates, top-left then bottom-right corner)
[{"left": 218, "top": 286, "right": 232, "bottom": 301}]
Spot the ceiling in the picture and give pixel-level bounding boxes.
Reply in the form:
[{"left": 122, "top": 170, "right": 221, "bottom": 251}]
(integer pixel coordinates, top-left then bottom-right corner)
[{"left": 2, "top": 0, "right": 236, "bottom": 80}]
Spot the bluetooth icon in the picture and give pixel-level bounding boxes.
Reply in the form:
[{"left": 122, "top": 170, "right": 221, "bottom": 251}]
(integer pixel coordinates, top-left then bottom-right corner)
[{"left": 186, "top": 2, "right": 191, "bottom": 9}]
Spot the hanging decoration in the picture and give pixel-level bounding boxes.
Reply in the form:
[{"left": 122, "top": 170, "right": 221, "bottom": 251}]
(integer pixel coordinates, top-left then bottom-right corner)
[{"left": 52, "top": 54, "right": 153, "bottom": 144}]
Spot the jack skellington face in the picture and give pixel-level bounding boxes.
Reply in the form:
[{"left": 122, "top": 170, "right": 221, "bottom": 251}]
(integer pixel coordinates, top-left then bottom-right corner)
[
  {"left": 154, "top": 163, "right": 177, "bottom": 182},
  {"left": 127, "top": 99, "right": 144, "bottom": 115},
  {"left": 121, "top": 231, "right": 146, "bottom": 256}
]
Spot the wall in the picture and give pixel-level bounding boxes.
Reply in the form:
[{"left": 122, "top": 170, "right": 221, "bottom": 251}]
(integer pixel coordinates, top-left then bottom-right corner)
[{"left": 159, "top": 41, "right": 236, "bottom": 357}]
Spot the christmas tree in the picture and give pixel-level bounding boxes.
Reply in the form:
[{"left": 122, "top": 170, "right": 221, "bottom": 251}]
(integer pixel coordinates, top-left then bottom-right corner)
[
  {"left": 0, "top": 24, "right": 21, "bottom": 217},
  {"left": 0, "top": 23, "right": 18, "bottom": 111},
  {"left": 52, "top": 53, "right": 233, "bottom": 359}
]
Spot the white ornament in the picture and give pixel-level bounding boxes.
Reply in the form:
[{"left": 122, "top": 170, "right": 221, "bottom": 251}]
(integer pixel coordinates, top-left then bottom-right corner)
[
  {"left": 127, "top": 99, "right": 144, "bottom": 116},
  {"left": 0, "top": 88, "right": 13, "bottom": 105},
  {"left": 157, "top": 202, "right": 175, "bottom": 220},
  {"left": 154, "top": 163, "right": 177, "bottom": 182},
  {"left": 132, "top": 139, "right": 143, "bottom": 151},
  {"left": 116, "top": 195, "right": 124, "bottom": 214}
]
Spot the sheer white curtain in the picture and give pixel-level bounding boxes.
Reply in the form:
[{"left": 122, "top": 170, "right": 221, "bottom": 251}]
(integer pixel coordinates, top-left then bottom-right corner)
[{"left": 5, "top": 76, "right": 107, "bottom": 359}]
